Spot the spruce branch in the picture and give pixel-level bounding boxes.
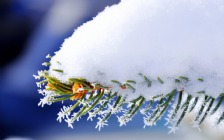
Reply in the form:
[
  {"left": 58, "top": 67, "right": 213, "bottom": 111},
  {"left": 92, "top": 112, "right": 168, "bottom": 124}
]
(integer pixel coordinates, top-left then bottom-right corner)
[{"left": 35, "top": 67, "right": 224, "bottom": 132}]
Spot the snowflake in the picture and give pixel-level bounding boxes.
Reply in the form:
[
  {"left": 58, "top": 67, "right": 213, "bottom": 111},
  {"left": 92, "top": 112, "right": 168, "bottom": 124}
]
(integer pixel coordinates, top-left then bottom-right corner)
[
  {"left": 56, "top": 105, "right": 72, "bottom": 123},
  {"left": 37, "top": 70, "right": 47, "bottom": 77},
  {"left": 87, "top": 111, "right": 96, "bottom": 121},
  {"left": 117, "top": 115, "right": 132, "bottom": 126},
  {"left": 168, "top": 125, "right": 179, "bottom": 134},
  {"left": 95, "top": 117, "right": 108, "bottom": 131},
  {"left": 57, "top": 111, "right": 65, "bottom": 123},
  {"left": 65, "top": 118, "right": 74, "bottom": 129},
  {"left": 38, "top": 93, "right": 54, "bottom": 107},
  {"left": 36, "top": 82, "right": 42, "bottom": 88},
  {"left": 164, "top": 117, "right": 173, "bottom": 126},
  {"left": 33, "top": 74, "right": 40, "bottom": 80},
  {"left": 140, "top": 108, "right": 147, "bottom": 115},
  {"left": 37, "top": 89, "right": 45, "bottom": 95}
]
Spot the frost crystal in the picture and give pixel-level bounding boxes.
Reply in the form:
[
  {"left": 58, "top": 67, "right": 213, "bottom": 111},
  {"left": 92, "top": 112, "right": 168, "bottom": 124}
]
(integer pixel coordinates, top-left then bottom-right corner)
[
  {"left": 65, "top": 118, "right": 74, "bottom": 129},
  {"left": 168, "top": 125, "right": 179, "bottom": 134},
  {"left": 57, "top": 105, "right": 72, "bottom": 123},
  {"left": 38, "top": 91, "right": 55, "bottom": 107},
  {"left": 95, "top": 117, "right": 108, "bottom": 131}
]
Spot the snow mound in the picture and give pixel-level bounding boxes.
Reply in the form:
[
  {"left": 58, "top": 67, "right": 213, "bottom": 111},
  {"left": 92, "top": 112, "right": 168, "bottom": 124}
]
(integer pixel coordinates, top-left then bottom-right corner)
[{"left": 49, "top": 0, "right": 224, "bottom": 98}]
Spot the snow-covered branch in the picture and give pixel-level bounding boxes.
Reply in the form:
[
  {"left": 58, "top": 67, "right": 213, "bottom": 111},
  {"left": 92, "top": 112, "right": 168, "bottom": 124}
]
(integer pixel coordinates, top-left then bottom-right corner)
[{"left": 34, "top": 0, "right": 224, "bottom": 133}]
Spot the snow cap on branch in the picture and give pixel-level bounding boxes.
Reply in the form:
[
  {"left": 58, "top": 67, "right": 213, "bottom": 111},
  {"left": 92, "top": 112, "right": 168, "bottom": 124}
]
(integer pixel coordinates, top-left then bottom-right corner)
[{"left": 49, "top": 0, "right": 224, "bottom": 98}]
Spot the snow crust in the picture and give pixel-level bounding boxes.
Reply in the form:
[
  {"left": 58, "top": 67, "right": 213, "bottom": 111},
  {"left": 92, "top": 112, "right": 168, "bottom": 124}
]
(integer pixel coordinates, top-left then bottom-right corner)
[{"left": 49, "top": 0, "right": 224, "bottom": 98}]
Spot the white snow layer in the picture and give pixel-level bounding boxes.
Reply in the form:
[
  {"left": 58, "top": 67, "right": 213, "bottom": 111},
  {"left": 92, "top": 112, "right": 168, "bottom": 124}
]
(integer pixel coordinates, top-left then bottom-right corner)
[{"left": 49, "top": 0, "right": 224, "bottom": 98}]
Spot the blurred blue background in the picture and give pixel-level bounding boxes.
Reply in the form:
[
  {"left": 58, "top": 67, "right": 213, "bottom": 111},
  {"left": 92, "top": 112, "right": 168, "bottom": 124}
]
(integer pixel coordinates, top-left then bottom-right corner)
[{"left": 0, "top": 1, "right": 223, "bottom": 140}]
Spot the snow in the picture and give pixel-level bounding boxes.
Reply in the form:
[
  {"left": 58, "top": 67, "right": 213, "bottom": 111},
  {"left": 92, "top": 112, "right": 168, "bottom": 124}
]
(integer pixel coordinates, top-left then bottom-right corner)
[{"left": 49, "top": 0, "right": 224, "bottom": 98}]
